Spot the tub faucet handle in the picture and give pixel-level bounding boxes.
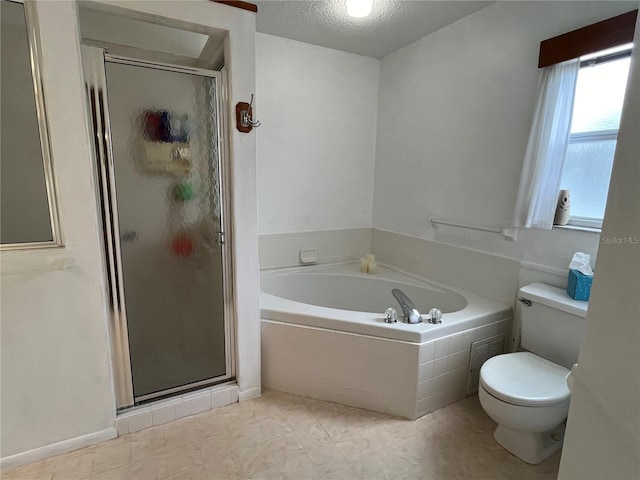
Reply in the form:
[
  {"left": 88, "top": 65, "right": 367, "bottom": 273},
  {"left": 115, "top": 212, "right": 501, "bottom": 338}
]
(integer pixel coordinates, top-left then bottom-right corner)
[
  {"left": 384, "top": 308, "right": 398, "bottom": 323},
  {"left": 428, "top": 308, "right": 442, "bottom": 324}
]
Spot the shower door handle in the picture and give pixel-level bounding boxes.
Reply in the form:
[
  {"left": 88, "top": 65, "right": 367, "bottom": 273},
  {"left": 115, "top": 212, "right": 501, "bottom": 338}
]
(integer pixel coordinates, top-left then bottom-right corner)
[
  {"left": 121, "top": 230, "right": 139, "bottom": 242},
  {"left": 216, "top": 231, "right": 224, "bottom": 246}
]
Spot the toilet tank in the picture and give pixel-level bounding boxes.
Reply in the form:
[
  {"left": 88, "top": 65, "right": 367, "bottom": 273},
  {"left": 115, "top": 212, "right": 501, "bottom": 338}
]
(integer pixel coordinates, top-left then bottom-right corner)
[{"left": 518, "top": 283, "right": 588, "bottom": 369}]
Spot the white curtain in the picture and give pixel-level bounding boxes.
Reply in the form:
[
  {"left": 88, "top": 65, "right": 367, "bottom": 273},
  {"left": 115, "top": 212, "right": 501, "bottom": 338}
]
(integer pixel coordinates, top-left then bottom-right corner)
[{"left": 506, "top": 59, "right": 580, "bottom": 238}]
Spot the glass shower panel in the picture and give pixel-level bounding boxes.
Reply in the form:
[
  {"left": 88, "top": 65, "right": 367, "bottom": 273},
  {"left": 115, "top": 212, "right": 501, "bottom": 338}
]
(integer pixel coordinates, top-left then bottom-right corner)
[{"left": 104, "top": 62, "right": 225, "bottom": 399}]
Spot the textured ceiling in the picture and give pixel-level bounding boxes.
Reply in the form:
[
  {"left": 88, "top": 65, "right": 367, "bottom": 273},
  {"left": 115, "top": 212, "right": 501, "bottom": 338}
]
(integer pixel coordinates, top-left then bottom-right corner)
[{"left": 254, "top": 0, "right": 494, "bottom": 58}]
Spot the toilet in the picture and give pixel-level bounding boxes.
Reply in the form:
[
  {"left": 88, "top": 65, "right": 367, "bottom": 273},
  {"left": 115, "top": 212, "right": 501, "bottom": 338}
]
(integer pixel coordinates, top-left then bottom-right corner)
[{"left": 478, "top": 282, "right": 588, "bottom": 464}]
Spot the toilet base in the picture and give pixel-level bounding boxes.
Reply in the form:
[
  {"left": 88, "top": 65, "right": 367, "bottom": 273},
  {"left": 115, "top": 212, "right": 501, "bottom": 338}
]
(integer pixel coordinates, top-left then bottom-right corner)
[{"left": 493, "top": 423, "right": 565, "bottom": 464}]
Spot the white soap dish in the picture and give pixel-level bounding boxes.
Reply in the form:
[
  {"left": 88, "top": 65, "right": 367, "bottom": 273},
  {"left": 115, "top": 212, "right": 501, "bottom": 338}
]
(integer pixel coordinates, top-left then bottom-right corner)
[{"left": 300, "top": 248, "right": 319, "bottom": 265}]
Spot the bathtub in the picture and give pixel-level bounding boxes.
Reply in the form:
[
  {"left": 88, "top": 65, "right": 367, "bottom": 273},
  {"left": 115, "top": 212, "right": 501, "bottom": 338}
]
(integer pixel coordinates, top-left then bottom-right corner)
[
  {"left": 260, "top": 262, "right": 512, "bottom": 419},
  {"left": 261, "top": 262, "right": 510, "bottom": 343}
]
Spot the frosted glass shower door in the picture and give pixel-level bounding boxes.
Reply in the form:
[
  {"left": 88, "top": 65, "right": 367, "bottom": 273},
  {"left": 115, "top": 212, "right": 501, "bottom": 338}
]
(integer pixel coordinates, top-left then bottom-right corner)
[{"left": 105, "top": 61, "right": 228, "bottom": 400}]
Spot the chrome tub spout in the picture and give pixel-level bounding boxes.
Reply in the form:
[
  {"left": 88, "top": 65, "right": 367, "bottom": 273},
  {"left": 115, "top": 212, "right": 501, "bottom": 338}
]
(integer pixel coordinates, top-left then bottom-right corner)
[{"left": 392, "top": 288, "right": 422, "bottom": 324}]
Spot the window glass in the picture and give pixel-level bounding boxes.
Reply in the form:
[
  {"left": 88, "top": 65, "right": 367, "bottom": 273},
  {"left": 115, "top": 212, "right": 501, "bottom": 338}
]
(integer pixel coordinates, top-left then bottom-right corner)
[
  {"left": 562, "top": 140, "right": 616, "bottom": 219},
  {"left": 570, "top": 57, "right": 630, "bottom": 133},
  {"left": 559, "top": 53, "right": 631, "bottom": 225},
  {"left": 0, "top": 0, "right": 57, "bottom": 246}
]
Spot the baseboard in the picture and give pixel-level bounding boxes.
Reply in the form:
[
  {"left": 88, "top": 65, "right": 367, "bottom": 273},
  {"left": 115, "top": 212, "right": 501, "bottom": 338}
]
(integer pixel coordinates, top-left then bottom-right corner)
[
  {"left": 238, "top": 386, "right": 261, "bottom": 401},
  {"left": 0, "top": 427, "right": 117, "bottom": 472}
]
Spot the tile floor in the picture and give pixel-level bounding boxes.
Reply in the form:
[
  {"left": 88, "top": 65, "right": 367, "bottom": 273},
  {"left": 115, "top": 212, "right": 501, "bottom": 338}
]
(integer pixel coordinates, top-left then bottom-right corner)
[{"left": 3, "top": 390, "right": 560, "bottom": 480}]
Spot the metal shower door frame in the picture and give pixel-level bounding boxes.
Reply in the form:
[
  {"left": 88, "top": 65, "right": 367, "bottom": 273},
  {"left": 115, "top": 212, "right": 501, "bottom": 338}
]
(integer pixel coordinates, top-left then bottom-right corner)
[{"left": 81, "top": 45, "right": 236, "bottom": 409}]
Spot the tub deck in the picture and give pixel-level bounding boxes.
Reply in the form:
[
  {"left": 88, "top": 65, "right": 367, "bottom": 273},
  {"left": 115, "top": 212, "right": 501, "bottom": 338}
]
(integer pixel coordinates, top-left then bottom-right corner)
[{"left": 260, "top": 262, "right": 511, "bottom": 343}]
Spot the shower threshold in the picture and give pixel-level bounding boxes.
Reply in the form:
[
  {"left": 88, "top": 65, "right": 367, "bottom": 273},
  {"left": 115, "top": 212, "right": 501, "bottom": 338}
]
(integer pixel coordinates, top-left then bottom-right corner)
[{"left": 115, "top": 382, "right": 239, "bottom": 436}]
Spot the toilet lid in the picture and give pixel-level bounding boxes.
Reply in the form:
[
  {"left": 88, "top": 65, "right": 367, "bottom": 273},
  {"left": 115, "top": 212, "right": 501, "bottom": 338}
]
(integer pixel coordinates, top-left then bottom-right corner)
[{"left": 480, "top": 352, "right": 571, "bottom": 407}]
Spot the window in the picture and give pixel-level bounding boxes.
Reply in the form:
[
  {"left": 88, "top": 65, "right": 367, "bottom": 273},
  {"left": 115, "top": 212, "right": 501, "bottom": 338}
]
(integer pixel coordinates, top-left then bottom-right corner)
[
  {"left": 1, "top": 0, "right": 62, "bottom": 249},
  {"left": 508, "top": 11, "right": 637, "bottom": 239},
  {"left": 559, "top": 46, "right": 631, "bottom": 228}
]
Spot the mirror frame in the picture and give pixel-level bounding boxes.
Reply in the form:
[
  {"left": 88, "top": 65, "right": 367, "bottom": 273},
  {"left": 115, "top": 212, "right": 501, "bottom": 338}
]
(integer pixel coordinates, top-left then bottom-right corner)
[{"left": 1, "top": 0, "right": 62, "bottom": 251}]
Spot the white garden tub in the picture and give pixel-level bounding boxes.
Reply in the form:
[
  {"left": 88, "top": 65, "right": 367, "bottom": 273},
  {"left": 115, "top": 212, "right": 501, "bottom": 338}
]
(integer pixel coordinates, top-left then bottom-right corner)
[
  {"left": 260, "top": 262, "right": 510, "bottom": 343},
  {"left": 260, "top": 262, "right": 513, "bottom": 418}
]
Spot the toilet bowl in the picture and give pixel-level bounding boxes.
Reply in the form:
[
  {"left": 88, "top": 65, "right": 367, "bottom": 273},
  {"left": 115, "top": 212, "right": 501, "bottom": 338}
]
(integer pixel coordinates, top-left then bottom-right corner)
[{"left": 479, "top": 351, "right": 571, "bottom": 464}]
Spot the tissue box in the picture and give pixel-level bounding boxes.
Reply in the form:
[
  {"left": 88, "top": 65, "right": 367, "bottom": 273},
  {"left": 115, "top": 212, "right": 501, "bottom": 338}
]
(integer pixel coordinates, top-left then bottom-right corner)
[{"left": 567, "top": 269, "right": 592, "bottom": 301}]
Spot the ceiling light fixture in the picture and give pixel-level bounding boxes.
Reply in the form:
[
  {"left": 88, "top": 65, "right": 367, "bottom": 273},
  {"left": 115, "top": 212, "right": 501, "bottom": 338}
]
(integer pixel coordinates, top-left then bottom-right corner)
[{"left": 345, "top": 0, "right": 373, "bottom": 18}]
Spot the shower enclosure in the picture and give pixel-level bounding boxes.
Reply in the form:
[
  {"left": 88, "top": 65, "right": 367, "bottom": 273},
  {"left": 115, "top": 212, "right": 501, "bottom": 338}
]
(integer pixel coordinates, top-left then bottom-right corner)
[{"left": 82, "top": 44, "right": 234, "bottom": 408}]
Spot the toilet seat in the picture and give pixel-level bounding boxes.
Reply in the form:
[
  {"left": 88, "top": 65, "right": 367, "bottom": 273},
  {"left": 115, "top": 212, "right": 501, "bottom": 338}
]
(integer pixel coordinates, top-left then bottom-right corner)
[{"left": 480, "top": 352, "right": 570, "bottom": 407}]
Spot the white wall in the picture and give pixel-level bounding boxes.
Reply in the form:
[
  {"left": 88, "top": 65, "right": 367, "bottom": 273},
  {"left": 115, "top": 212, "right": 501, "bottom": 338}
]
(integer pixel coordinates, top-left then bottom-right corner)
[
  {"left": 256, "top": 33, "right": 379, "bottom": 235},
  {"left": 1, "top": 1, "right": 116, "bottom": 458},
  {"left": 373, "top": 1, "right": 637, "bottom": 272},
  {"left": 558, "top": 12, "right": 640, "bottom": 479},
  {"left": 1, "top": 0, "right": 260, "bottom": 464}
]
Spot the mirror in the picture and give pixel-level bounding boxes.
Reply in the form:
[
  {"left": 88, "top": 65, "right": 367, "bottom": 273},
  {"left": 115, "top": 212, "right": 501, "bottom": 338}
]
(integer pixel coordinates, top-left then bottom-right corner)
[{"left": 1, "top": 0, "right": 61, "bottom": 249}]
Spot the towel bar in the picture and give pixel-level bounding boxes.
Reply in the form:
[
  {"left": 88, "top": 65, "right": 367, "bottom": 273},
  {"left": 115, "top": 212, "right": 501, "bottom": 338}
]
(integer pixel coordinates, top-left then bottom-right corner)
[{"left": 429, "top": 217, "right": 502, "bottom": 234}]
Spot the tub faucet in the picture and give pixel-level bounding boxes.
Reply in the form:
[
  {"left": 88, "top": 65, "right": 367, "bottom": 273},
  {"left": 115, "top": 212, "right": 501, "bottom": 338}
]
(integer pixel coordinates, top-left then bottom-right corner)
[{"left": 392, "top": 289, "right": 422, "bottom": 324}]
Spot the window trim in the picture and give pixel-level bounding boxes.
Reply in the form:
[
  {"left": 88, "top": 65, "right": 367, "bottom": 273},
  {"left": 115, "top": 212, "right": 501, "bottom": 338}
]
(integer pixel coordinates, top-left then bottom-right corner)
[
  {"left": 567, "top": 216, "right": 603, "bottom": 229},
  {"left": 569, "top": 129, "right": 618, "bottom": 143},
  {"left": 579, "top": 48, "right": 632, "bottom": 68}
]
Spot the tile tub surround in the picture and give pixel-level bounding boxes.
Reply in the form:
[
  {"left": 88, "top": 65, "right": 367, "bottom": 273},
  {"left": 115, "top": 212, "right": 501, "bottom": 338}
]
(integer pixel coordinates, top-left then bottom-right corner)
[
  {"left": 258, "top": 229, "right": 575, "bottom": 309},
  {"left": 262, "top": 318, "right": 512, "bottom": 419},
  {"left": 258, "top": 228, "right": 372, "bottom": 270},
  {"left": 2, "top": 390, "right": 561, "bottom": 480}
]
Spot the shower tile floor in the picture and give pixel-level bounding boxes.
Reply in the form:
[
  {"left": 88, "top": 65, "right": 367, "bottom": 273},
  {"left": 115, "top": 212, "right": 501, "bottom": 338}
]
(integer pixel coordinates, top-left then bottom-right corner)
[{"left": 4, "top": 390, "right": 560, "bottom": 480}]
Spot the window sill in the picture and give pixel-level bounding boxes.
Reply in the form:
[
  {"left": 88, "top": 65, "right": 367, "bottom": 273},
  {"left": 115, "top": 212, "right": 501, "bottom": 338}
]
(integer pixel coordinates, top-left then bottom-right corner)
[{"left": 553, "top": 224, "right": 601, "bottom": 234}]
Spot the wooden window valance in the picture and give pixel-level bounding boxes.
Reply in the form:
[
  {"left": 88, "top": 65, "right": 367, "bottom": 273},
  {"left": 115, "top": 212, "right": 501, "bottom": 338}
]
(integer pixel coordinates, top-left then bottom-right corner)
[
  {"left": 213, "top": 1, "right": 258, "bottom": 13},
  {"left": 538, "top": 9, "right": 638, "bottom": 68}
]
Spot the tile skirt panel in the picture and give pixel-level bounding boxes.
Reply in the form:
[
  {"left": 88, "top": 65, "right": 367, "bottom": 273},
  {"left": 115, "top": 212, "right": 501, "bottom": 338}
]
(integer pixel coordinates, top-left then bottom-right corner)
[{"left": 263, "top": 319, "right": 512, "bottom": 420}]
